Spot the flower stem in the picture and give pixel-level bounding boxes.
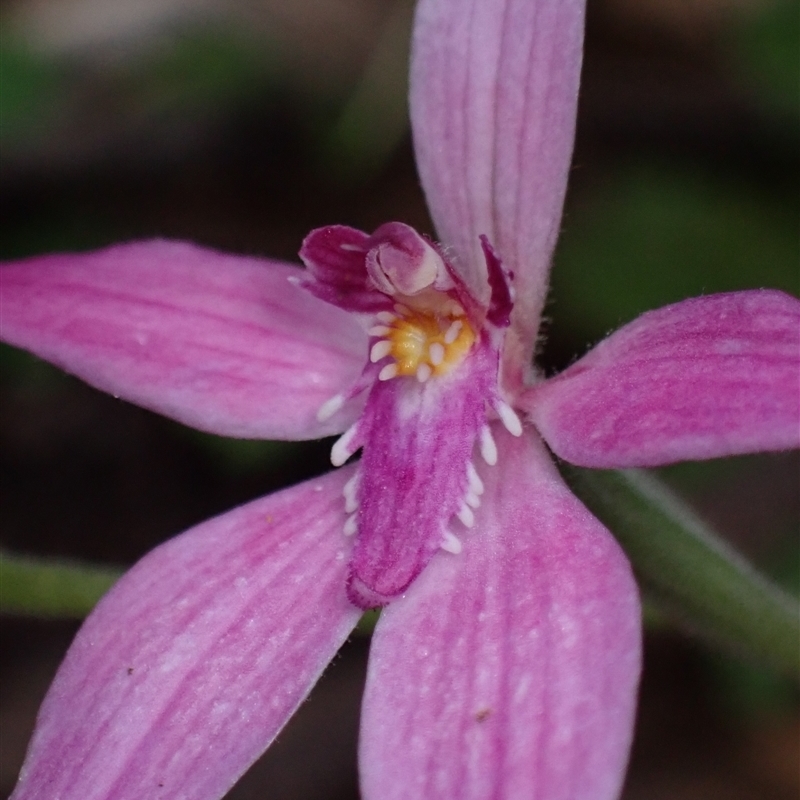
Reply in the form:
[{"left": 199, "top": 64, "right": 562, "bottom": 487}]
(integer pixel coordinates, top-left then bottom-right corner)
[{"left": 0, "top": 550, "right": 121, "bottom": 618}]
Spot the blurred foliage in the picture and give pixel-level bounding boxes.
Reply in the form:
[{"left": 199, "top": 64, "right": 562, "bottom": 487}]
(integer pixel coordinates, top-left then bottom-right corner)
[
  {"left": 659, "top": 456, "right": 800, "bottom": 596},
  {"left": 177, "top": 429, "right": 304, "bottom": 475},
  {"left": 710, "top": 649, "right": 800, "bottom": 718},
  {"left": 0, "top": 36, "right": 65, "bottom": 141},
  {"left": 550, "top": 161, "right": 799, "bottom": 346},
  {"left": 322, "top": 0, "right": 412, "bottom": 182},
  {"left": 0, "top": 207, "right": 120, "bottom": 262},
  {"left": 0, "top": 22, "right": 287, "bottom": 156},
  {"left": 0, "top": 339, "right": 72, "bottom": 387},
  {"left": 131, "top": 26, "right": 282, "bottom": 111},
  {"left": 0, "top": 7, "right": 410, "bottom": 177},
  {"left": 727, "top": 0, "right": 800, "bottom": 119}
]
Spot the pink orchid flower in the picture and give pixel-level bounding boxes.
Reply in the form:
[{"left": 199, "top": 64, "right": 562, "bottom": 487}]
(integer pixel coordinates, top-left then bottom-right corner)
[{"left": 2, "top": 0, "right": 799, "bottom": 798}]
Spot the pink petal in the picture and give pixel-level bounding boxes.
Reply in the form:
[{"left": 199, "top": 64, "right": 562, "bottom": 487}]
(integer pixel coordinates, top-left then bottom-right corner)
[
  {"left": 0, "top": 240, "right": 367, "bottom": 439},
  {"left": 346, "top": 339, "right": 499, "bottom": 609},
  {"left": 524, "top": 290, "right": 800, "bottom": 467},
  {"left": 359, "top": 428, "right": 641, "bottom": 800},
  {"left": 410, "top": 0, "right": 585, "bottom": 366},
  {"left": 11, "top": 469, "right": 362, "bottom": 800}
]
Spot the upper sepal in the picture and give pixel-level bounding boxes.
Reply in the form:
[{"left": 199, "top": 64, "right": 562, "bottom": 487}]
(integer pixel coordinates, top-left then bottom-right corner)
[{"left": 410, "top": 0, "right": 586, "bottom": 360}]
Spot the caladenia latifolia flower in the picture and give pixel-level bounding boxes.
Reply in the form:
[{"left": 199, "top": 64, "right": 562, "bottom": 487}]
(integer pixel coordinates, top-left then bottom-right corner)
[
  {"left": 1, "top": 0, "right": 798, "bottom": 799},
  {"left": 297, "top": 222, "right": 523, "bottom": 608}
]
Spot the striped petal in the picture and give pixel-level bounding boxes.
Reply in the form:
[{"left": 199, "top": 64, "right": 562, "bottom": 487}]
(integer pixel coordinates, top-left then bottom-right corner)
[
  {"left": 410, "top": 0, "right": 585, "bottom": 371},
  {"left": 0, "top": 240, "right": 367, "bottom": 440},
  {"left": 524, "top": 290, "right": 800, "bottom": 467},
  {"left": 359, "top": 428, "right": 641, "bottom": 800},
  {"left": 10, "top": 468, "right": 361, "bottom": 800}
]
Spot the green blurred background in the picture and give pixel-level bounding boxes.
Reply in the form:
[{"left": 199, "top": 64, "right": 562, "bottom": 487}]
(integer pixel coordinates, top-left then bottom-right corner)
[{"left": 0, "top": 0, "right": 797, "bottom": 797}]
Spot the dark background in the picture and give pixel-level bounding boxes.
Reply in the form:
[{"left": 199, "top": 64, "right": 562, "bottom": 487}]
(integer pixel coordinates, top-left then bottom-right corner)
[{"left": 1, "top": 0, "right": 798, "bottom": 797}]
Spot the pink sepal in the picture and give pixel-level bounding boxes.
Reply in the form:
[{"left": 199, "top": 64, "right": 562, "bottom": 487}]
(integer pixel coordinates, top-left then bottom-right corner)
[
  {"left": 359, "top": 428, "right": 641, "bottom": 800},
  {"left": 0, "top": 240, "right": 367, "bottom": 439},
  {"left": 347, "top": 340, "right": 499, "bottom": 608},
  {"left": 11, "top": 468, "right": 361, "bottom": 800},
  {"left": 410, "top": 0, "right": 585, "bottom": 363},
  {"left": 525, "top": 290, "right": 800, "bottom": 467}
]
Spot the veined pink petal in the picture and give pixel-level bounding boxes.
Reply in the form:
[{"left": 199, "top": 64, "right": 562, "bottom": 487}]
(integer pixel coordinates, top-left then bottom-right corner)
[
  {"left": 359, "top": 428, "right": 641, "bottom": 800},
  {"left": 410, "top": 0, "right": 585, "bottom": 373},
  {"left": 0, "top": 240, "right": 367, "bottom": 439},
  {"left": 524, "top": 290, "right": 800, "bottom": 468},
  {"left": 11, "top": 468, "right": 362, "bottom": 800},
  {"left": 347, "top": 339, "right": 498, "bottom": 608}
]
